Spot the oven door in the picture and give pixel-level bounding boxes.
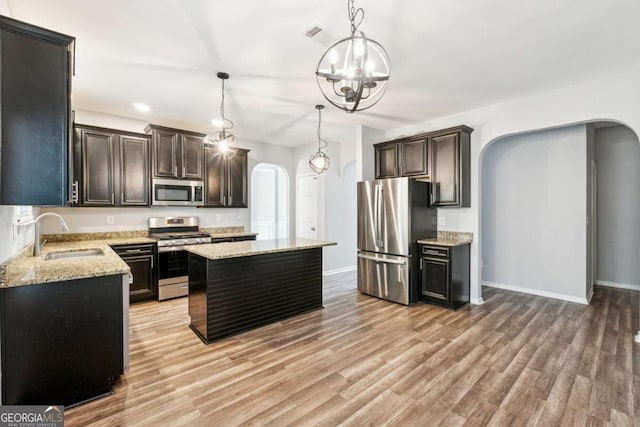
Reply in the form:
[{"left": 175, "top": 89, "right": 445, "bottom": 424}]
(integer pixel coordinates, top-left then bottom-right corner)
[
  {"left": 152, "top": 179, "right": 203, "bottom": 206},
  {"left": 157, "top": 249, "right": 189, "bottom": 300}
]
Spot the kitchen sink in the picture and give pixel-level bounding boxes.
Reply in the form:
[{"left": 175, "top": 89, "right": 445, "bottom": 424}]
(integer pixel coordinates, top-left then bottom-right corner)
[{"left": 45, "top": 249, "right": 104, "bottom": 260}]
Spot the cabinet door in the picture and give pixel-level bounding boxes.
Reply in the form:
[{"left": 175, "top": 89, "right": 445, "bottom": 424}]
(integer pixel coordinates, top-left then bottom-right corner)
[
  {"left": 400, "top": 138, "right": 429, "bottom": 176},
  {"left": 125, "top": 255, "right": 155, "bottom": 303},
  {"left": 80, "top": 128, "right": 115, "bottom": 206},
  {"left": 204, "top": 146, "right": 226, "bottom": 207},
  {"left": 119, "top": 135, "right": 149, "bottom": 206},
  {"left": 374, "top": 144, "right": 398, "bottom": 179},
  {"left": 153, "top": 129, "right": 179, "bottom": 178},
  {"left": 431, "top": 133, "right": 460, "bottom": 206},
  {"left": 421, "top": 257, "right": 449, "bottom": 301},
  {"left": 1, "top": 28, "right": 70, "bottom": 205},
  {"left": 227, "top": 150, "right": 248, "bottom": 208},
  {"left": 181, "top": 134, "right": 203, "bottom": 179}
]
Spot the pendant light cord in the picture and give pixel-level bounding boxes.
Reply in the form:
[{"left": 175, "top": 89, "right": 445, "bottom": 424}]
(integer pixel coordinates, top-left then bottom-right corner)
[
  {"left": 220, "top": 78, "right": 234, "bottom": 131},
  {"left": 317, "top": 107, "right": 328, "bottom": 151}
]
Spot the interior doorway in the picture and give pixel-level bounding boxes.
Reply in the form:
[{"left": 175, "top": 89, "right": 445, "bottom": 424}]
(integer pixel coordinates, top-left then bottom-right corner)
[
  {"left": 250, "top": 163, "right": 288, "bottom": 240},
  {"left": 296, "top": 174, "right": 318, "bottom": 239}
]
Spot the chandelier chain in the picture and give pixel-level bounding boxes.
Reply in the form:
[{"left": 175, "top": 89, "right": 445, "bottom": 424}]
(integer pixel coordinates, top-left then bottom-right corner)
[{"left": 348, "top": 0, "right": 364, "bottom": 34}]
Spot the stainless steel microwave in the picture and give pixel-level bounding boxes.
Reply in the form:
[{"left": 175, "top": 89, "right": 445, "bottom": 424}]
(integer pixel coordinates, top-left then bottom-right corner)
[{"left": 152, "top": 179, "right": 204, "bottom": 206}]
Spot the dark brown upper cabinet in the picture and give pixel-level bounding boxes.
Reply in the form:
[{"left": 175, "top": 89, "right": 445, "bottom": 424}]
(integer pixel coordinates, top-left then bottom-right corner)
[
  {"left": 374, "top": 125, "right": 472, "bottom": 207},
  {"left": 204, "top": 146, "right": 249, "bottom": 208},
  {"left": 145, "top": 124, "right": 205, "bottom": 180},
  {"left": 0, "top": 16, "right": 74, "bottom": 206},
  {"left": 375, "top": 136, "right": 429, "bottom": 179},
  {"left": 73, "top": 124, "right": 150, "bottom": 207}
]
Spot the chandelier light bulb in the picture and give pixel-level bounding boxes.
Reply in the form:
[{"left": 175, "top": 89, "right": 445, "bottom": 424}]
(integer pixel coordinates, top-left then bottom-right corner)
[
  {"left": 354, "top": 40, "right": 365, "bottom": 57},
  {"left": 329, "top": 49, "right": 338, "bottom": 65}
]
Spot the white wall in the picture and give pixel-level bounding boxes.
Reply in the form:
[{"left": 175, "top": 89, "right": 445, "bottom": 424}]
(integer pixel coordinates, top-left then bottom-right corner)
[
  {"left": 379, "top": 69, "right": 640, "bottom": 305},
  {"left": 0, "top": 206, "right": 39, "bottom": 263},
  {"left": 40, "top": 109, "right": 296, "bottom": 236},
  {"left": 595, "top": 125, "right": 640, "bottom": 289},
  {"left": 481, "top": 125, "right": 588, "bottom": 302}
]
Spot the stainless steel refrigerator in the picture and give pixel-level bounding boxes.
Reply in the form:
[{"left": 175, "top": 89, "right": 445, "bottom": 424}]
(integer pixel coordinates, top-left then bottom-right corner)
[{"left": 357, "top": 177, "right": 437, "bottom": 305}]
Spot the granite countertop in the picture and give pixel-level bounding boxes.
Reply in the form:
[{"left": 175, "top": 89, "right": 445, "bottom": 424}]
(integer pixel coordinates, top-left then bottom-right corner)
[
  {"left": 417, "top": 231, "right": 473, "bottom": 247},
  {"left": 0, "top": 239, "right": 137, "bottom": 289},
  {"left": 186, "top": 238, "right": 337, "bottom": 260}
]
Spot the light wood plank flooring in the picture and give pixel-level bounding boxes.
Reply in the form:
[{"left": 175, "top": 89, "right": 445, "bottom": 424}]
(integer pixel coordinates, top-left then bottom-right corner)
[{"left": 66, "top": 272, "right": 639, "bottom": 426}]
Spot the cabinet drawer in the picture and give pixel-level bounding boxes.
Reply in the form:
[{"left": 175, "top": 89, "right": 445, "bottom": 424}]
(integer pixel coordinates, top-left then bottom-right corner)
[{"left": 421, "top": 246, "right": 449, "bottom": 258}]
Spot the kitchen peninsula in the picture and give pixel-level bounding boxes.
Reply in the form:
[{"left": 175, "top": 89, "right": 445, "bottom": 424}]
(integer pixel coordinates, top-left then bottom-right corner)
[{"left": 186, "top": 238, "right": 336, "bottom": 344}]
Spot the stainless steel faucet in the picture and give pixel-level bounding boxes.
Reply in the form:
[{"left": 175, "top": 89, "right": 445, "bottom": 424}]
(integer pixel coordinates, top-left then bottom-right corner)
[{"left": 18, "top": 213, "right": 70, "bottom": 256}]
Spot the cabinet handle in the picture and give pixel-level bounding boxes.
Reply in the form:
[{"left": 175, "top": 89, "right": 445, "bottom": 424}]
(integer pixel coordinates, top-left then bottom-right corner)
[
  {"left": 151, "top": 256, "right": 154, "bottom": 269},
  {"left": 425, "top": 250, "right": 443, "bottom": 256},
  {"left": 223, "top": 196, "right": 226, "bottom": 206},
  {"left": 124, "top": 249, "right": 144, "bottom": 253},
  {"left": 111, "top": 193, "right": 114, "bottom": 205},
  {"left": 183, "top": 166, "right": 186, "bottom": 177},
  {"left": 174, "top": 166, "right": 178, "bottom": 177},
  {"left": 420, "top": 258, "right": 423, "bottom": 269},
  {"left": 71, "top": 181, "right": 79, "bottom": 204},
  {"left": 121, "top": 192, "right": 124, "bottom": 203},
  {"left": 229, "top": 196, "right": 232, "bottom": 205}
]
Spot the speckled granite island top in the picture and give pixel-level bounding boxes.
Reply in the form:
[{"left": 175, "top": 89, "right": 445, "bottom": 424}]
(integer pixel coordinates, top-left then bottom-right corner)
[
  {"left": 417, "top": 231, "right": 473, "bottom": 247},
  {"left": 186, "top": 238, "right": 336, "bottom": 260}
]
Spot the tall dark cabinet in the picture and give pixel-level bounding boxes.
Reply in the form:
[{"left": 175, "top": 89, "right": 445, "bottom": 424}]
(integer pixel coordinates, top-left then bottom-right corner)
[
  {"left": 204, "top": 146, "right": 249, "bottom": 208},
  {"left": 0, "top": 16, "right": 74, "bottom": 205},
  {"left": 145, "top": 124, "right": 205, "bottom": 180},
  {"left": 73, "top": 124, "right": 150, "bottom": 207}
]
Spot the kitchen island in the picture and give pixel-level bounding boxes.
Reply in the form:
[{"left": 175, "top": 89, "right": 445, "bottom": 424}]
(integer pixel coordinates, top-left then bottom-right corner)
[{"left": 186, "top": 238, "right": 336, "bottom": 344}]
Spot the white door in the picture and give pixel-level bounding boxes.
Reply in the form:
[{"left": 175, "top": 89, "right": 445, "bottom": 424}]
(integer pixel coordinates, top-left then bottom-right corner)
[{"left": 297, "top": 174, "right": 318, "bottom": 239}]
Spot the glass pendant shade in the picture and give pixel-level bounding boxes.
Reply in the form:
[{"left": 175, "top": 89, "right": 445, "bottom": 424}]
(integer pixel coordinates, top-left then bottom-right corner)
[
  {"left": 309, "top": 150, "right": 330, "bottom": 174},
  {"left": 315, "top": 1, "right": 390, "bottom": 113},
  {"left": 209, "top": 72, "right": 237, "bottom": 158},
  {"left": 309, "top": 104, "right": 331, "bottom": 174}
]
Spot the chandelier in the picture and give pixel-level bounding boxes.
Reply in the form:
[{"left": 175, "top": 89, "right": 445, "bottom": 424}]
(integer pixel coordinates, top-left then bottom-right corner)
[
  {"left": 210, "top": 72, "right": 237, "bottom": 158},
  {"left": 309, "top": 105, "right": 331, "bottom": 174},
  {"left": 315, "top": 0, "right": 390, "bottom": 113}
]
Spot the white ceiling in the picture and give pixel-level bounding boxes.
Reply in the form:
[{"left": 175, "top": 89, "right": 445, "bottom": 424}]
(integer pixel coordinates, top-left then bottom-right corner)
[{"left": 7, "top": 0, "right": 640, "bottom": 147}]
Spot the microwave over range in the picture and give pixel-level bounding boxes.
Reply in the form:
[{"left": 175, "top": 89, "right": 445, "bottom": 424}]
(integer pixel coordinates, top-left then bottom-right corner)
[{"left": 152, "top": 178, "right": 204, "bottom": 206}]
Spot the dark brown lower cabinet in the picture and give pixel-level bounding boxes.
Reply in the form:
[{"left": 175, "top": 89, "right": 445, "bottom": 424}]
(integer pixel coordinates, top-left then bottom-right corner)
[
  {"left": 111, "top": 243, "right": 157, "bottom": 303},
  {"left": 0, "top": 275, "right": 124, "bottom": 406},
  {"left": 420, "top": 243, "right": 470, "bottom": 309}
]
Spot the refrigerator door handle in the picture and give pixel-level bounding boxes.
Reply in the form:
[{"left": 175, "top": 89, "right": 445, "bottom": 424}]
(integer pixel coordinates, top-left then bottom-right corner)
[
  {"left": 375, "top": 183, "right": 384, "bottom": 248},
  {"left": 357, "top": 253, "right": 406, "bottom": 265}
]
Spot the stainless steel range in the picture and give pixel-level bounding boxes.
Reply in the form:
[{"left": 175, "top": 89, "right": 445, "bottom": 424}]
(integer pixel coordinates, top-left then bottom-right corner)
[{"left": 149, "top": 216, "right": 212, "bottom": 301}]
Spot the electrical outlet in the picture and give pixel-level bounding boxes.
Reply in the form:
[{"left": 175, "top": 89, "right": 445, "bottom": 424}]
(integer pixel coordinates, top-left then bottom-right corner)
[
  {"left": 216, "top": 215, "right": 222, "bottom": 222},
  {"left": 106, "top": 216, "right": 114, "bottom": 225},
  {"left": 438, "top": 217, "right": 445, "bottom": 226}
]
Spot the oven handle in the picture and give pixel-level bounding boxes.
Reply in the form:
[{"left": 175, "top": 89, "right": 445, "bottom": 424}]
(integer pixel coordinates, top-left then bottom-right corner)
[{"left": 158, "top": 245, "right": 187, "bottom": 253}]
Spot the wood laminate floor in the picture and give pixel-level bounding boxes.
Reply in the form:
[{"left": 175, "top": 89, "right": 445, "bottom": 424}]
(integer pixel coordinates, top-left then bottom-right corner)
[{"left": 66, "top": 272, "right": 640, "bottom": 426}]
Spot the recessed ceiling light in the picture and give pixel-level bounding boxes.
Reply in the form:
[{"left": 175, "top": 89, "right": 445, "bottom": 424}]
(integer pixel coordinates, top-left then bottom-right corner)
[
  {"left": 133, "top": 103, "right": 150, "bottom": 112},
  {"left": 211, "top": 118, "right": 224, "bottom": 127}
]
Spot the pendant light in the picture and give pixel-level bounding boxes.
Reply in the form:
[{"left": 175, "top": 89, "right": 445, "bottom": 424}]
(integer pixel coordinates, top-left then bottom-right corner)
[
  {"left": 309, "top": 105, "right": 331, "bottom": 174},
  {"left": 315, "top": 0, "right": 390, "bottom": 113},
  {"left": 210, "top": 72, "right": 237, "bottom": 158}
]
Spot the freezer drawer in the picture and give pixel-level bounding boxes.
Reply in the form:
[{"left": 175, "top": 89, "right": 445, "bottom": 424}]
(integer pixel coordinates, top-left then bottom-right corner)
[{"left": 357, "top": 251, "right": 410, "bottom": 305}]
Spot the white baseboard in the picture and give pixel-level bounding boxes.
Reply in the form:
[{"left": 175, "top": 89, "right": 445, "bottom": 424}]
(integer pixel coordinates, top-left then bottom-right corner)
[
  {"left": 470, "top": 297, "right": 484, "bottom": 305},
  {"left": 586, "top": 287, "right": 594, "bottom": 304},
  {"left": 595, "top": 280, "right": 640, "bottom": 291},
  {"left": 323, "top": 265, "right": 356, "bottom": 276},
  {"left": 482, "top": 281, "right": 590, "bottom": 305}
]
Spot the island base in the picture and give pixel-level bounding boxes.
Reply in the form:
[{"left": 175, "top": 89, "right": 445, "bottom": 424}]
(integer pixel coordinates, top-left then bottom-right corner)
[{"left": 189, "top": 247, "right": 324, "bottom": 344}]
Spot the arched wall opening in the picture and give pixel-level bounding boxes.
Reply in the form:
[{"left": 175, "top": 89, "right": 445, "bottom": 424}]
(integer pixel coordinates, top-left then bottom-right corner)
[
  {"left": 477, "top": 120, "right": 640, "bottom": 309},
  {"left": 250, "top": 163, "right": 289, "bottom": 240}
]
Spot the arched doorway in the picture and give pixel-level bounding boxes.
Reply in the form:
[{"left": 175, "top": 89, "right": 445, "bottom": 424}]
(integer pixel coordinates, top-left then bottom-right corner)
[
  {"left": 478, "top": 121, "right": 640, "bottom": 306},
  {"left": 250, "top": 163, "right": 289, "bottom": 240}
]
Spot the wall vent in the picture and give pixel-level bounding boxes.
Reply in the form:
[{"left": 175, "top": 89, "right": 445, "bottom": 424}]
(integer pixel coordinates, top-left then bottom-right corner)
[{"left": 305, "top": 26, "right": 322, "bottom": 38}]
